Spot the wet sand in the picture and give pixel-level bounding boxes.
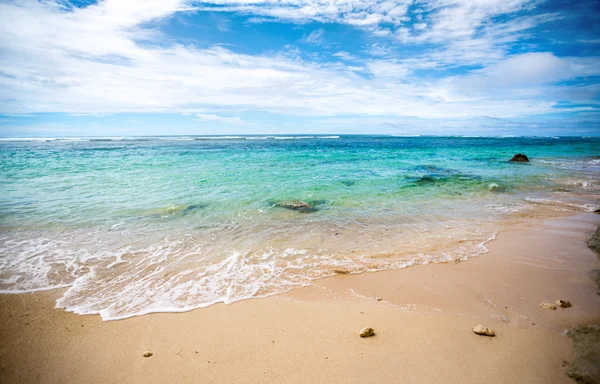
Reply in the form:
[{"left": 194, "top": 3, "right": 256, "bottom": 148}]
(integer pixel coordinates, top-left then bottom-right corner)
[{"left": 1, "top": 213, "right": 599, "bottom": 384}]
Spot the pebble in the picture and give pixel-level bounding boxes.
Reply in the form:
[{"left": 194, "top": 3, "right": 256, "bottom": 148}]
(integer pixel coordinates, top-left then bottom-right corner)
[
  {"left": 556, "top": 300, "right": 572, "bottom": 308},
  {"left": 540, "top": 303, "right": 557, "bottom": 310},
  {"left": 472, "top": 325, "right": 496, "bottom": 337},
  {"left": 359, "top": 327, "right": 375, "bottom": 337},
  {"left": 143, "top": 351, "right": 153, "bottom": 357}
]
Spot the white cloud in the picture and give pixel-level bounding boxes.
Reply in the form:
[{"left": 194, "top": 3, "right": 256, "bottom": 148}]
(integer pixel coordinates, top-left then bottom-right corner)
[
  {"left": 448, "top": 53, "right": 600, "bottom": 94},
  {"left": 0, "top": 0, "right": 598, "bottom": 125},
  {"left": 366, "top": 61, "right": 410, "bottom": 79},
  {"left": 302, "top": 28, "right": 325, "bottom": 45},
  {"left": 332, "top": 51, "right": 357, "bottom": 61},
  {"left": 366, "top": 43, "right": 390, "bottom": 57},
  {"left": 195, "top": 0, "right": 548, "bottom": 69},
  {"left": 197, "top": 0, "right": 412, "bottom": 26},
  {"left": 69, "top": 113, "right": 112, "bottom": 117},
  {"left": 196, "top": 113, "right": 243, "bottom": 124},
  {"left": 395, "top": 2, "right": 559, "bottom": 66}
]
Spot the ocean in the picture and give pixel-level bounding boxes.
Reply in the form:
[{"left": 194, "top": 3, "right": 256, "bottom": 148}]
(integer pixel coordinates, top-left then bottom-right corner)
[{"left": 0, "top": 135, "right": 598, "bottom": 320}]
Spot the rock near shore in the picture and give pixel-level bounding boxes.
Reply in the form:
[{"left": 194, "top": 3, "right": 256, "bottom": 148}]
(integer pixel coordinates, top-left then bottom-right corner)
[
  {"left": 566, "top": 325, "right": 600, "bottom": 384},
  {"left": 270, "top": 199, "right": 328, "bottom": 213},
  {"left": 509, "top": 153, "right": 529, "bottom": 162},
  {"left": 586, "top": 226, "right": 600, "bottom": 254}
]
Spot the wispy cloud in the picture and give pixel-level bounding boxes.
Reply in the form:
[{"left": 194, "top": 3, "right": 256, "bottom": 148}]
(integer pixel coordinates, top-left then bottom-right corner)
[
  {"left": 332, "top": 51, "right": 357, "bottom": 61},
  {"left": 195, "top": 113, "right": 243, "bottom": 124},
  {"left": 196, "top": 0, "right": 412, "bottom": 26},
  {"left": 302, "top": 29, "right": 325, "bottom": 45},
  {"left": 0, "top": 0, "right": 598, "bottom": 133}
]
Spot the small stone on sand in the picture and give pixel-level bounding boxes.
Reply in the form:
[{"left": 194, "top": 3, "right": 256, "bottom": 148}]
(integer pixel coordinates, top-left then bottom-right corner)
[
  {"left": 359, "top": 327, "right": 375, "bottom": 337},
  {"left": 376, "top": 297, "right": 382, "bottom": 301},
  {"left": 143, "top": 351, "right": 153, "bottom": 357},
  {"left": 472, "top": 325, "right": 495, "bottom": 337},
  {"left": 540, "top": 303, "right": 557, "bottom": 310},
  {"left": 556, "top": 299, "right": 572, "bottom": 308}
]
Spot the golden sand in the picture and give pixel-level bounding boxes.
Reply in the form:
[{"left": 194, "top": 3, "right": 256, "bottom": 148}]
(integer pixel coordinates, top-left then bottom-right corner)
[{"left": 1, "top": 213, "right": 599, "bottom": 384}]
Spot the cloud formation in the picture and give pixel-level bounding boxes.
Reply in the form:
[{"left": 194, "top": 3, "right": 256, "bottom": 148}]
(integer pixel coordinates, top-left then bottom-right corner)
[{"left": 0, "top": 0, "right": 598, "bottom": 133}]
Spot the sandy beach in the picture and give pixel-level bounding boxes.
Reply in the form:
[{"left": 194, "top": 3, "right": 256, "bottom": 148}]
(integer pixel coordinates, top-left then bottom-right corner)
[
  {"left": 0, "top": 212, "right": 599, "bottom": 384},
  {"left": 2, "top": 0, "right": 600, "bottom": 382}
]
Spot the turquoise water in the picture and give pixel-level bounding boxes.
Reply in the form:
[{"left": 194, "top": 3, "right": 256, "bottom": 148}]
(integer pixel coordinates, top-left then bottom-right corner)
[{"left": 0, "top": 135, "right": 599, "bottom": 319}]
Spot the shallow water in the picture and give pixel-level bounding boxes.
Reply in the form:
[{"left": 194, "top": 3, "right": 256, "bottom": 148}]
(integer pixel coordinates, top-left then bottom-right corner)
[{"left": 0, "top": 135, "right": 598, "bottom": 320}]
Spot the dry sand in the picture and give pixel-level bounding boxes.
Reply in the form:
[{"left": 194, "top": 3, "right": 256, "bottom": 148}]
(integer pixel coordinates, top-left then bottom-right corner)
[{"left": 1, "top": 213, "right": 599, "bottom": 384}]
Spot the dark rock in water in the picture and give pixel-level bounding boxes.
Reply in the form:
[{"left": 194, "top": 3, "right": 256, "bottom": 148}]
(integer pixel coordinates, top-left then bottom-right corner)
[
  {"left": 145, "top": 203, "right": 206, "bottom": 219},
  {"left": 565, "top": 325, "right": 600, "bottom": 384},
  {"left": 341, "top": 180, "right": 355, "bottom": 186},
  {"left": 595, "top": 209, "right": 600, "bottom": 213},
  {"left": 279, "top": 201, "right": 312, "bottom": 210},
  {"left": 587, "top": 226, "right": 600, "bottom": 254},
  {"left": 179, "top": 204, "right": 205, "bottom": 216},
  {"left": 271, "top": 200, "right": 327, "bottom": 213},
  {"left": 409, "top": 165, "right": 482, "bottom": 187},
  {"left": 509, "top": 153, "right": 529, "bottom": 162},
  {"left": 416, "top": 175, "right": 437, "bottom": 184}
]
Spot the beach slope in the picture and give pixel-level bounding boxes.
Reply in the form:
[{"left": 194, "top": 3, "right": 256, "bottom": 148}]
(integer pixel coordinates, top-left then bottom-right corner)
[{"left": 1, "top": 213, "right": 599, "bottom": 384}]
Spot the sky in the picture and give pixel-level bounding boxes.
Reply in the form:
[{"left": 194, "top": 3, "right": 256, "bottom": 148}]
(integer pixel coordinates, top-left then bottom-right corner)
[{"left": 0, "top": 0, "right": 599, "bottom": 137}]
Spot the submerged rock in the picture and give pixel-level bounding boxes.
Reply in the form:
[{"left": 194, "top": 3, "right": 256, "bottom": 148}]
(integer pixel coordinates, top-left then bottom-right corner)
[
  {"left": 408, "top": 165, "right": 482, "bottom": 187},
  {"left": 540, "top": 303, "right": 557, "bottom": 310},
  {"left": 279, "top": 201, "right": 312, "bottom": 210},
  {"left": 270, "top": 199, "right": 327, "bottom": 213},
  {"left": 147, "top": 203, "right": 206, "bottom": 218},
  {"left": 556, "top": 299, "right": 572, "bottom": 308},
  {"left": 341, "top": 180, "right": 355, "bottom": 186},
  {"left": 143, "top": 351, "right": 153, "bottom": 357},
  {"left": 565, "top": 325, "right": 600, "bottom": 384},
  {"left": 359, "top": 327, "right": 375, "bottom": 338},
  {"left": 586, "top": 226, "right": 600, "bottom": 254},
  {"left": 472, "top": 325, "right": 496, "bottom": 337},
  {"left": 509, "top": 153, "right": 529, "bottom": 162},
  {"left": 416, "top": 175, "right": 437, "bottom": 184}
]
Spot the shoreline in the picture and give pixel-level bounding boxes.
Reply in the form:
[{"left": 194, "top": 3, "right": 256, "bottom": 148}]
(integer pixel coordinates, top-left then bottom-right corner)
[
  {"left": 1, "top": 212, "right": 599, "bottom": 383},
  {"left": 0, "top": 208, "right": 583, "bottom": 321}
]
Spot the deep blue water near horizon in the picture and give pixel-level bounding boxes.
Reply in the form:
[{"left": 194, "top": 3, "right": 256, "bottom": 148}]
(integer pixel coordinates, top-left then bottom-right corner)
[{"left": 0, "top": 135, "right": 599, "bottom": 320}]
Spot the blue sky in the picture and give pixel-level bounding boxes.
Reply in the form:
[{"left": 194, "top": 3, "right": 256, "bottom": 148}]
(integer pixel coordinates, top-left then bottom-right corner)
[{"left": 0, "top": 0, "right": 599, "bottom": 136}]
